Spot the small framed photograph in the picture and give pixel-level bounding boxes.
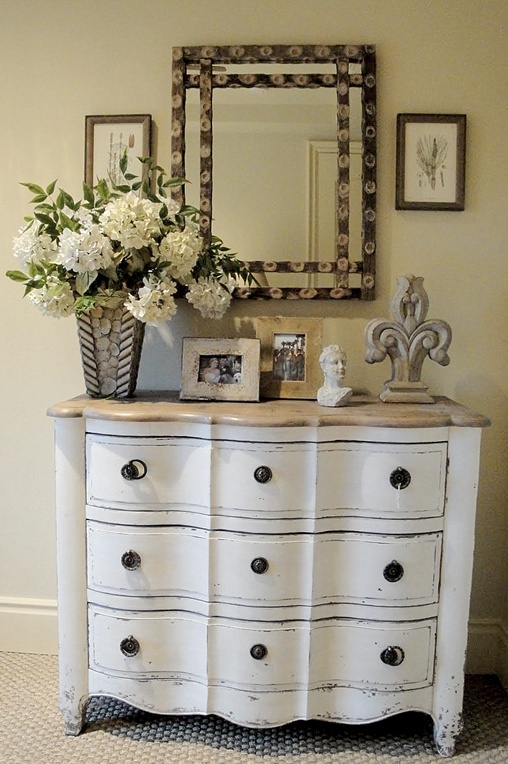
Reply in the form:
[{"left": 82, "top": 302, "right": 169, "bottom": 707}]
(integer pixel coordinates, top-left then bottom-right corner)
[
  {"left": 395, "top": 114, "right": 466, "bottom": 211},
  {"left": 180, "top": 338, "right": 260, "bottom": 402},
  {"left": 255, "top": 317, "right": 323, "bottom": 399},
  {"left": 84, "top": 114, "right": 152, "bottom": 186}
]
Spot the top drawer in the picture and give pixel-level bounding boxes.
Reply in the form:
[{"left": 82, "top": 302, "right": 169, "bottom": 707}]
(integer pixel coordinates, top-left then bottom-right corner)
[
  {"left": 317, "top": 441, "right": 447, "bottom": 518},
  {"left": 86, "top": 435, "right": 447, "bottom": 518}
]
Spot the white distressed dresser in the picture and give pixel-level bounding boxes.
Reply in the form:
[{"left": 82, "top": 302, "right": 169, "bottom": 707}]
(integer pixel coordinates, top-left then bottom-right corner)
[{"left": 48, "top": 392, "right": 489, "bottom": 756}]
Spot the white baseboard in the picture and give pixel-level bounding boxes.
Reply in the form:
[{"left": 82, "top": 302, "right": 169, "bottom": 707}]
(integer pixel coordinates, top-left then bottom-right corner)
[
  {"left": 1, "top": 599, "right": 507, "bottom": 684},
  {"left": 0, "top": 597, "right": 58, "bottom": 655}
]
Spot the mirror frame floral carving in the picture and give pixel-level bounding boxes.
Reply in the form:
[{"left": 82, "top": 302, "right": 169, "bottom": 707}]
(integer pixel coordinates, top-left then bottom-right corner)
[{"left": 171, "top": 44, "right": 376, "bottom": 300}]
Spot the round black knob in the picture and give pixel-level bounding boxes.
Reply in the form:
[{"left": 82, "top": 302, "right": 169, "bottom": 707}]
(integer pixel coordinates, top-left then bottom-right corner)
[
  {"left": 250, "top": 643, "right": 268, "bottom": 660},
  {"left": 120, "top": 636, "right": 140, "bottom": 657},
  {"left": 121, "top": 550, "right": 141, "bottom": 571},
  {"left": 251, "top": 557, "right": 269, "bottom": 574},
  {"left": 254, "top": 466, "right": 272, "bottom": 484},
  {"left": 389, "top": 466, "right": 411, "bottom": 490},
  {"left": 380, "top": 645, "right": 405, "bottom": 666},
  {"left": 383, "top": 560, "right": 404, "bottom": 583},
  {"left": 121, "top": 459, "right": 148, "bottom": 481}
]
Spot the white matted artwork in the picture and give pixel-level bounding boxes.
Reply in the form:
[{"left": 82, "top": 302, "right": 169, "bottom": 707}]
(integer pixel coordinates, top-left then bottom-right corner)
[
  {"left": 396, "top": 113, "right": 466, "bottom": 210},
  {"left": 255, "top": 317, "right": 323, "bottom": 399},
  {"left": 180, "top": 338, "right": 260, "bottom": 401},
  {"left": 84, "top": 114, "right": 152, "bottom": 186}
]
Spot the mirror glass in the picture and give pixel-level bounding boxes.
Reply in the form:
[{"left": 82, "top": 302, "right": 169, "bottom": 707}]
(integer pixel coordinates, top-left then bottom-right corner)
[{"left": 171, "top": 46, "right": 376, "bottom": 300}]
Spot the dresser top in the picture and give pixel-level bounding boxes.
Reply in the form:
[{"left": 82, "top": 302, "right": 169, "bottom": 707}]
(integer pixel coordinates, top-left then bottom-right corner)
[{"left": 47, "top": 392, "right": 489, "bottom": 429}]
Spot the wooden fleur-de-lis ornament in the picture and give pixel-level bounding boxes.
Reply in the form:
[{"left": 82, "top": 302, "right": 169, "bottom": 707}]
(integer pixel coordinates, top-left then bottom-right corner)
[{"left": 364, "top": 274, "right": 452, "bottom": 403}]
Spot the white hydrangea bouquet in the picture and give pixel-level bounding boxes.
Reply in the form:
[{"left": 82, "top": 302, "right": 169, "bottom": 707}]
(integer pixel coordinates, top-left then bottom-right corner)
[{"left": 6, "top": 156, "right": 253, "bottom": 324}]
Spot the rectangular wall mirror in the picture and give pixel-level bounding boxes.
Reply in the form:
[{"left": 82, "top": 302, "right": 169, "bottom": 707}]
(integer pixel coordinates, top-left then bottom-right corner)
[{"left": 171, "top": 45, "right": 376, "bottom": 300}]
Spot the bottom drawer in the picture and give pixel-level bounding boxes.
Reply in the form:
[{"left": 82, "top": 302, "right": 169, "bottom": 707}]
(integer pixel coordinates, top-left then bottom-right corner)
[{"left": 89, "top": 606, "right": 435, "bottom": 691}]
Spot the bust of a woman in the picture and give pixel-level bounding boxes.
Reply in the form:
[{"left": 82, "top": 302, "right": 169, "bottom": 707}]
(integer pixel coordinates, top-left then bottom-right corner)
[{"left": 317, "top": 344, "right": 353, "bottom": 407}]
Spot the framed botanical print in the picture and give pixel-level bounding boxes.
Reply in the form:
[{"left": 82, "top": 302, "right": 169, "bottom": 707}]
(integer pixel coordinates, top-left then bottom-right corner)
[
  {"left": 396, "top": 113, "right": 466, "bottom": 211},
  {"left": 84, "top": 114, "right": 152, "bottom": 186}
]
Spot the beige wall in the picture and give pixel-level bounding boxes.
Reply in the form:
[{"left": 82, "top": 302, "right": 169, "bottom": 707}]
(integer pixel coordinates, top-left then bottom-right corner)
[{"left": 1, "top": 0, "right": 507, "bottom": 673}]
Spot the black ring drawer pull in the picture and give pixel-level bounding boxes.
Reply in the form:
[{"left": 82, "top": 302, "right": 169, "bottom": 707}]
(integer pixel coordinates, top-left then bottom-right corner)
[
  {"left": 121, "top": 550, "right": 142, "bottom": 571},
  {"left": 250, "top": 643, "right": 268, "bottom": 660},
  {"left": 121, "top": 459, "right": 148, "bottom": 481},
  {"left": 254, "top": 466, "right": 272, "bottom": 484},
  {"left": 120, "top": 636, "right": 140, "bottom": 657},
  {"left": 380, "top": 645, "right": 405, "bottom": 666},
  {"left": 383, "top": 560, "right": 404, "bottom": 583},
  {"left": 389, "top": 466, "right": 411, "bottom": 490},
  {"left": 251, "top": 557, "right": 269, "bottom": 574}
]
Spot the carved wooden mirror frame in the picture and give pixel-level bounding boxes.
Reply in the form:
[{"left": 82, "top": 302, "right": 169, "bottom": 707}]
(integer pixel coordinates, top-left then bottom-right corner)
[{"left": 171, "top": 44, "right": 376, "bottom": 300}]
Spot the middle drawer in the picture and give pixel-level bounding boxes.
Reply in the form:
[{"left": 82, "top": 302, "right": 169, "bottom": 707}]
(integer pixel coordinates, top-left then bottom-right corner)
[{"left": 87, "top": 521, "right": 441, "bottom": 608}]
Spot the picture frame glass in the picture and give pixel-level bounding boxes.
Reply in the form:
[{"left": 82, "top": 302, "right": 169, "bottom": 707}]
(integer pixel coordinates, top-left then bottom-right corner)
[
  {"left": 91, "top": 122, "right": 147, "bottom": 185},
  {"left": 403, "top": 121, "right": 459, "bottom": 205},
  {"left": 272, "top": 333, "right": 307, "bottom": 382}
]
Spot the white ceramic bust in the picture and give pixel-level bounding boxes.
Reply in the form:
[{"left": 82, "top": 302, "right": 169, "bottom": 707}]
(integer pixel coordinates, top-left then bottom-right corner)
[{"left": 317, "top": 344, "right": 353, "bottom": 407}]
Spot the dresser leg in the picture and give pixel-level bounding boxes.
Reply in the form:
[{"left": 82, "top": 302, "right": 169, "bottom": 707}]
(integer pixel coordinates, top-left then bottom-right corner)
[
  {"left": 61, "top": 700, "right": 87, "bottom": 736},
  {"left": 433, "top": 717, "right": 461, "bottom": 757}
]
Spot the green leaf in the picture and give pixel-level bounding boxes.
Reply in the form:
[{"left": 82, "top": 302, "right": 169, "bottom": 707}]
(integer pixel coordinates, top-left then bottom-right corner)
[
  {"left": 82, "top": 182, "right": 95, "bottom": 205},
  {"left": 119, "top": 149, "right": 128, "bottom": 176},
  {"left": 30, "top": 193, "right": 49, "bottom": 204},
  {"left": 6, "top": 269, "right": 29, "bottom": 282},
  {"left": 95, "top": 179, "right": 110, "bottom": 200},
  {"left": 45, "top": 180, "right": 57, "bottom": 196},
  {"left": 58, "top": 189, "right": 76, "bottom": 210},
  {"left": 76, "top": 270, "right": 98, "bottom": 296},
  {"left": 34, "top": 212, "right": 57, "bottom": 227},
  {"left": 59, "top": 211, "right": 78, "bottom": 230},
  {"left": 21, "top": 182, "right": 45, "bottom": 195}
]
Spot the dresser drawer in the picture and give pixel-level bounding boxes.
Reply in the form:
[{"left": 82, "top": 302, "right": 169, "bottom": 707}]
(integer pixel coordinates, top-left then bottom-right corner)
[
  {"left": 86, "top": 436, "right": 211, "bottom": 508},
  {"left": 87, "top": 435, "right": 446, "bottom": 518},
  {"left": 89, "top": 607, "right": 207, "bottom": 680},
  {"left": 317, "top": 441, "right": 447, "bottom": 518},
  {"left": 211, "top": 442, "right": 315, "bottom": 513},
  {"left": 87, "top": 521, "right": 441, "bottom": 608},
  {"left": 89, "top": 606, "right": 435, "bottom": 691},
  {"left": 309, "top": 618, "right": 436, "bottom": 690}
]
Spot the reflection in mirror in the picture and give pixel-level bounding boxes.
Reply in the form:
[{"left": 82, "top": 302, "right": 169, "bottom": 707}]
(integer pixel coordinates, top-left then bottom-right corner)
[{"left": 172, "top": 45, "right": 376, "bottom": 300}]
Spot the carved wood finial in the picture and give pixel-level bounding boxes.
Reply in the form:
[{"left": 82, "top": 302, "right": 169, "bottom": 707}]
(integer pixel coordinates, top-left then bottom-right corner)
[{"left": 364, "top": 274, "right": 452, "bottom": 403}]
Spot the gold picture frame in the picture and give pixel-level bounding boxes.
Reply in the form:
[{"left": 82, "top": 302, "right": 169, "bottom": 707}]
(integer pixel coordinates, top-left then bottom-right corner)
[
  {"left": 180, "top": 337, "right": 260, "bottom": 402},
  {"left": 255, "top": 317, "right": 323, "bottom": 399}
]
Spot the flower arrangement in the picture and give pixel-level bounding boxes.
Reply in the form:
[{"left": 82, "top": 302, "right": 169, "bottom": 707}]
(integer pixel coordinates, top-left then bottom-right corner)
[{"left": 6, "top": 156, "right": 253, "bottom": 324}]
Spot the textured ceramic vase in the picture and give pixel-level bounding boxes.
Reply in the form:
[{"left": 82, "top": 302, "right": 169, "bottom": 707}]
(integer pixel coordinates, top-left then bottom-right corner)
[{"left": 76, "top": 304, "right": 145, "bottom": 398}]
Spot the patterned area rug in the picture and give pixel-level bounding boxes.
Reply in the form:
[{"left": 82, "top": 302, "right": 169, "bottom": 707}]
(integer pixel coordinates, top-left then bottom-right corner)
[{"left": 1, "top": 652, "right": 507, "bottom": 763}]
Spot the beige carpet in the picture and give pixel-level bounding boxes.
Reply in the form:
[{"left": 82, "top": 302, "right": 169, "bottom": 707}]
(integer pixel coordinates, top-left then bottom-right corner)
[{"left": 1, "top": 651, "right": 507, "bottom": 763}]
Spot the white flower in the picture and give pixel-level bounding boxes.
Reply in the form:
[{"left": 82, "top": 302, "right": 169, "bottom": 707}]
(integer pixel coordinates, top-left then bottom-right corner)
[
  {"left": 158, "top": 222, "right": 202, "bottom": 280},
  {"left": 99, "top": 191, "right": 162, "bottom": 249},
  {"left": 125, "top": 273, "right": 178, "bottom": 325},
  {"left": 185, "top": 276, "right": 234, "bottom": 319},
  {"left": 13, "top": 225, "right": 56, "bottom": 270},
  {"left": 58, "top": 225, "right": 114, "bottom": 272},
  {"left": 28, "top": 277, "right": 75, "bottom": 318}
]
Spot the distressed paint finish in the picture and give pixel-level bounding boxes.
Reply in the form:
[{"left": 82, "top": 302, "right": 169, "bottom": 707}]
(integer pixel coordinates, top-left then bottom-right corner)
[{"left": 49, "top": 395, "right": 488, "bottom": 755}]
